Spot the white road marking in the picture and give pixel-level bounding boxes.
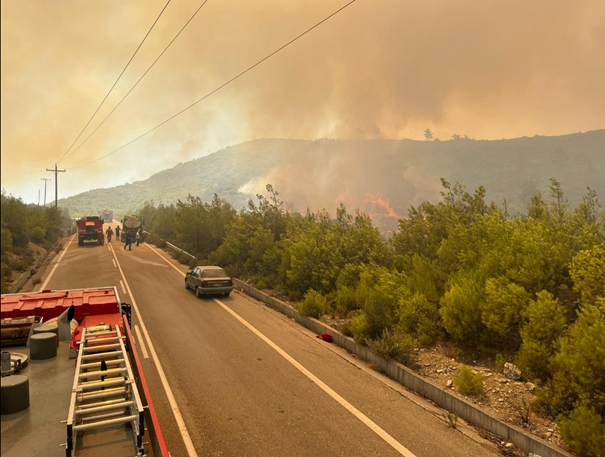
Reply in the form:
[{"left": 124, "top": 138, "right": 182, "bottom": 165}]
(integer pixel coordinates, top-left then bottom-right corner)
[
  {"left": 110, "top": 246, "right": 198, "bottom": 457},
  {"left": 134, "top": 324, "right": 150, "bottom": 359},
  {"left": 38, "top": 233, "right": 77, "bottom": 291},
  {"left": 112, "top": 259, "right": 117, "bottom": 268},
  {"left": 145, "top": 243, "right": 415, "bottom": 457},
  {"left": 120, "top": 279, "right": 127, "bottom": 295}
]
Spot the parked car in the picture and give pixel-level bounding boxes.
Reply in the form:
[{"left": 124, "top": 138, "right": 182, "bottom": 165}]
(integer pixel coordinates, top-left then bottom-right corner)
[{"left": 185, "top": 266, "right": 233, "bottom": 297}]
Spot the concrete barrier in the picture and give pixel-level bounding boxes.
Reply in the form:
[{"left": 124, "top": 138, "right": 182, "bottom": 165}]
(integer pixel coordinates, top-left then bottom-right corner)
[
  {"left": 9, "top": 239, "right": 62, "bottom": 294},
  {"left": 233, "top": 278, "right": 572, "bottom": 457}
]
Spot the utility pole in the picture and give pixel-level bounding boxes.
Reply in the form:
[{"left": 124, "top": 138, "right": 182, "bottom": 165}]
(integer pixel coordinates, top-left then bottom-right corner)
[
  {"left": 41, "top": 177, "right": 51, "bottom": 206},
  {"left": 45, "top": 164, "right": 66, "bottom": 208},
  {"left": 38, "top": 189, "right": 41, "bottom": 206}
]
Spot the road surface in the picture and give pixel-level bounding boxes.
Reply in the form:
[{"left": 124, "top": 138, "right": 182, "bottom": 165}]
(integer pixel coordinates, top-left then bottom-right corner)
[{"left": 40, "top": 229, "right": 499, "bottom": 457}]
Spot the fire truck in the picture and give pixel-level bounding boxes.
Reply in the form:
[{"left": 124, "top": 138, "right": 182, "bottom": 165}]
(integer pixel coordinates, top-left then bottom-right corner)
[
  {"left": 77, "top": 216, "right": 104, "bottom": 246},
  {"left": 98, "top": 209, "right": 114, "bottom": 223}
]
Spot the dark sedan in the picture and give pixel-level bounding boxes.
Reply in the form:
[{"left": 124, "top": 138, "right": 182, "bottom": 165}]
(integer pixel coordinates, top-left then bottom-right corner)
[{"left": 185, "top": 266, "right": 233, "bottom": 297}]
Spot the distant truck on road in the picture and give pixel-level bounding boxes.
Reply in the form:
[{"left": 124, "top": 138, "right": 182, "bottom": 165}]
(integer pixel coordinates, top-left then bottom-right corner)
[
  {"left": 122, "top": 215, "right": 143, "bottom": 242},
  {"left": 76, "top": 216, "right": 103, "bottom": 246},
  {"left": 98, "top": 209, "right": 114, "bottom": 223}
]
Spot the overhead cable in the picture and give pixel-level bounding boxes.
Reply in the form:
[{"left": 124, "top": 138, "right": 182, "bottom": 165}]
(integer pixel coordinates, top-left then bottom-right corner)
[
  {"left": 62, "top": 0, "right": 210, "bottom": 164},
  {"left": 70, "top": 0, "right": 358, "bottom": 170},
  {"left": 57, "top": 0, "right": 172, "bottom": 164}
]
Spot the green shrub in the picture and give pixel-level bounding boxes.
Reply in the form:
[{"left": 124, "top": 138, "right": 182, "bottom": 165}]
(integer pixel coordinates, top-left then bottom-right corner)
[
  {"left": 368, "top": 328, "right": 415, "bottom": 365},
  {"left": 348, "top": 311, "right": 368, "bottom": 343},
  {"left": 298, "top": 289, "right": 327, "bottom": 319},
  {"left": 557, "top": 405, "right": 605, "bottom": 457},
  {"left": 32, "top": 277, "right": 42, "bottom": 286},
  {"left": 495, "top": 353, "right": 506, "bottom": 372},
  {"left": 335, "top": 286, "right": 360, "bottom": 315},
  {"left": 454, "top": 365, "right": 484, "bottom": 397}
]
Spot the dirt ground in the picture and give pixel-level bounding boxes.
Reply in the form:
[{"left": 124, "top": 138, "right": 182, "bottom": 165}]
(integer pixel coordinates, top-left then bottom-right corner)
[
  {"left": 413, "top": 344, "right": 565, "bottom": 449},
  {"left": 318, "top": 315, "right": 568, "bottom": 456}
]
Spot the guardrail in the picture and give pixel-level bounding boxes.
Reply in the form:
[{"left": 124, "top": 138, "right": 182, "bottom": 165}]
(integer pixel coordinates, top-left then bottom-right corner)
[
  {"left": 233, "top": 278, "right": 572, "bottom": 457},
  {"left": 9, "top": 238, "right": 63, "bottom": 293},
  {"left": 143, "top": 232, "right": 195, "bottom": 260},
  {"left": 146, "top": 237, "right": 570, "bottom": 457}
]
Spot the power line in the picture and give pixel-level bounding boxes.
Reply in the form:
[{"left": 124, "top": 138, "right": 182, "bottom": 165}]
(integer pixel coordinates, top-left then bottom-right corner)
[
  {"left": 62, "top": 0, "right": 210, "bottom": 164},
  {"left": 70, "top": 0, "right": 359, "bottom": 170},
  {"left": 57, "top": 0, "right": 172, "bottom": 164}
]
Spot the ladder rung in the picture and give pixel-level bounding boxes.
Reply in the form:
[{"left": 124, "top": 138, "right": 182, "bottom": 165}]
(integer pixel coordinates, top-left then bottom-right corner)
[
  {"left": 80, "top": 387, "right": 127, "bottom": 401},
  {"left": 76, "top": 400, "right": 133, "bottom": 416},
  {"left": 85, "top": 330, "right": 117, "bottom": 338},
  {"left": 80, "top": 358, "right": 125, "bottom": 370},
  {"left": 80, "top": 410, "right": 126, "bottom": 423},
  {"left": 79, "top": 397, "right": 128, "bottom": 410},
  {"left": 79, "top": 378, "right": 126, "bottom": 391},
  {"left": 73, "top": 414, "right": 137, "bottom": 432},
  {"left": 79, "top": 367, "right": 127, "bottom": 380},
  {"left": 81, "top": 350, "right": 122, "bottom": 361},
  {"left": 83, "top": 343, "right": 120, "bottom": 353},
  {"left": 87, "top": 336, "right": 120, "bottom": 345}
]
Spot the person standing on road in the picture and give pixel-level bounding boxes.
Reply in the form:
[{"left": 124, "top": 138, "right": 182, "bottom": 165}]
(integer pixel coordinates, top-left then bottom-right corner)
[
  {"left": 135, "top": 230, "right": 141, "bottom": 247},
  {"left": 106, "top": 227, "right": 113, "bottom": 243},
  {"left": 123, "top": 232, "right": 132, "bottom": 251},
  {"left": 115, "top": 226, "right": 121, "bottom": 241}
]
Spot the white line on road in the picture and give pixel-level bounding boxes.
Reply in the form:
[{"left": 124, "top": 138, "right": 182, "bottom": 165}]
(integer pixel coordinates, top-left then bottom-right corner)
[
  {"left": 120, "top": 279, "right": 127, "bottom": 295},
  {"left": 145, "top": 243, "right": 415, "bottom": 457},
  {"left": 134, "top": 324, "right": 150, "bottom": 359},
  {"left": 112, "top": 259, "right": 117, "bottom": 268},
  {"left": 110, "top": 245, "right": 198, "bottom": 457},
  {"left": 38, "top": 233, "right": 77, "bottom": 291}
]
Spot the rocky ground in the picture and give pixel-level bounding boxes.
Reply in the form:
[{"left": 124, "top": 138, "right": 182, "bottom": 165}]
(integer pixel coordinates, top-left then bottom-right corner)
[
  {"left": 413, "top": 344, "right": 565, "bottom": 451},
  {"left": 317, "top": 316, "right": 568, "bottom": 456}
]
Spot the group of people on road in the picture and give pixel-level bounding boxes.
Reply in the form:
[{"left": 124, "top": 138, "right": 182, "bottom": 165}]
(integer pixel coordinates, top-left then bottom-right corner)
[{"left": 103, "top": 225, "right": 141, "bottom": 250}]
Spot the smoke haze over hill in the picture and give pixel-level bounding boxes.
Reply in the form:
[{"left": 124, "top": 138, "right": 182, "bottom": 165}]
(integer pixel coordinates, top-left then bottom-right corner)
[
  {"left": 2, "top": 0, "right": 604, "bottom": 204},
  {"left": 57, "top": 132, "right": 605, "bottom": 232}
]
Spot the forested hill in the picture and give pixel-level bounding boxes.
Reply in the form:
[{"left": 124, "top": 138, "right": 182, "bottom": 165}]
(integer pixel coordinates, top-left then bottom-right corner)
[{"left": 59, "top": 130, "right": 605, "bottom": 219}]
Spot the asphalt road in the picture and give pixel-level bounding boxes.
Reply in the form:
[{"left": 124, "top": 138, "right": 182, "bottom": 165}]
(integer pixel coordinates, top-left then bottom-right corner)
[{"left": 42, "top": 230, "right": 500, "bottom": 457}]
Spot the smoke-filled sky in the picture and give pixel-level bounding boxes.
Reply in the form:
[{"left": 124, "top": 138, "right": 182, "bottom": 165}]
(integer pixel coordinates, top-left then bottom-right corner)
[{"left": 2, "top": 0, "right": 604, "bottom": 205}]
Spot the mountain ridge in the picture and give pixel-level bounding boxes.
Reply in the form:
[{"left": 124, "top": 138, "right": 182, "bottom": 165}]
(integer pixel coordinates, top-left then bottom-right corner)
[{"left": 59, "top": 130, "right": 605, "bottom": 224}]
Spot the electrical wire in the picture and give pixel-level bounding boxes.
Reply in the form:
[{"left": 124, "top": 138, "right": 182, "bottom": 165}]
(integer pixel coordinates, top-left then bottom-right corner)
[
  {"left": 69, "top": 0, "right": 358, "bottom": 170},
  {"left": 62, "top": 0, "right": 210, "bottom": 164},
  {"left": 57, "top": 0, "right": 171, "bottom": 164}
]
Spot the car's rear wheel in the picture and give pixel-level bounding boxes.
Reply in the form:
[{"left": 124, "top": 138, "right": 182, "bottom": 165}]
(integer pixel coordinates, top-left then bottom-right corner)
[
  {"left": 195, "top": 286, "right": 201, "bottom": 298},
  {"left": 224, "top": 292, "right": 230, "bottom": 297}
]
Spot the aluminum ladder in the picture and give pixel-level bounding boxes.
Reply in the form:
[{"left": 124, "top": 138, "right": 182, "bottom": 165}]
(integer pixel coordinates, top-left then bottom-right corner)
[{"left": 65, "top": 324, "right": 145, "bottom": 456}]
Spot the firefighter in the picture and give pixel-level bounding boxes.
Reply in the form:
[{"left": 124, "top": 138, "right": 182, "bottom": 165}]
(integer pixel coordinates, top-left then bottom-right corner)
[
  {"left": 124, "top": 232, "right": 133, "bottom": 251},
  {"left": 115, "top": 226, "right": 121, "bottom": 241},
  {"left": 106, "top": 227, "right": 113, "bottom": 243}
]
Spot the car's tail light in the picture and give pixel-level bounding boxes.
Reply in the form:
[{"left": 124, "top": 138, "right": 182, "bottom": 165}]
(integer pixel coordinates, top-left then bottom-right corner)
[
  {"left": 201, "top": 281, "right": 209, "bottom": 286},
  {"left": 227, "top": 280, "right": 233, "bottom": 286}
]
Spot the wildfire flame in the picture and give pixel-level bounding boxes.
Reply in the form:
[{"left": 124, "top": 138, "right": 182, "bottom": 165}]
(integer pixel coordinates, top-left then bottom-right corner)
[{"left": 364, "top": 193, "right": 401, "bottom": 219}]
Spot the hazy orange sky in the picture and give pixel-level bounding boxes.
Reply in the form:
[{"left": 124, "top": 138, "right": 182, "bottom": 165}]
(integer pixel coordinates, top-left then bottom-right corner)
[{"left": 2, "top": 0, "right": 604, "bottom": 204}]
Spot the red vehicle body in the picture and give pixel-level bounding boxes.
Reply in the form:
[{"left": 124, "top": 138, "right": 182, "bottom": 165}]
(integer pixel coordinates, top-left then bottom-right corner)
[
  {"left": 1, "top": 287, "right": 169, "bottom": 456},
  {"left": 77, "top": 216, "right": 104, "bottom": 246}
]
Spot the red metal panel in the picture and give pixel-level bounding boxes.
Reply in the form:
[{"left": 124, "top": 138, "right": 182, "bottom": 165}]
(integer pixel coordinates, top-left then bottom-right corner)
[{"left": 1, "top": 288, "right": 119, "bottom": 322}]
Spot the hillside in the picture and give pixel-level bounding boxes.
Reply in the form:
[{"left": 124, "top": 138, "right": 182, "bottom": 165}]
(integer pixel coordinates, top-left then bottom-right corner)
[{"left": 59, "top": 130, "right": 605, "bottom": 224}]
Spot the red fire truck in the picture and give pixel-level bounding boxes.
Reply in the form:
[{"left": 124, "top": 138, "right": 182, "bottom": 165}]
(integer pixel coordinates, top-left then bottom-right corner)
[{"left": 77, "top": 216, "right": 104, "bottom": 246}]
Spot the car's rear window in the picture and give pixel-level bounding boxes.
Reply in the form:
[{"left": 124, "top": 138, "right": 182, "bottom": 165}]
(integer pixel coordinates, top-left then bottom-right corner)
[{"left": 202, "top": 269, "right": 227, "bottom": 278}]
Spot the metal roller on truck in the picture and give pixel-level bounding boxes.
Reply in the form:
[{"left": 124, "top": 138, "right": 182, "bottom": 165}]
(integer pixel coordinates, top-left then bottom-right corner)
[{"left": 77, "top": 216, "right": 104, "bottom": 246}]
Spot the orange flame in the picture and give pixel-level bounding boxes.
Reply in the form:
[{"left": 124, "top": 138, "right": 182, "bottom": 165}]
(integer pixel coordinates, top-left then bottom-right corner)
[{"left": 364, "top": 193, "right": 401, "bottom": 219}]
